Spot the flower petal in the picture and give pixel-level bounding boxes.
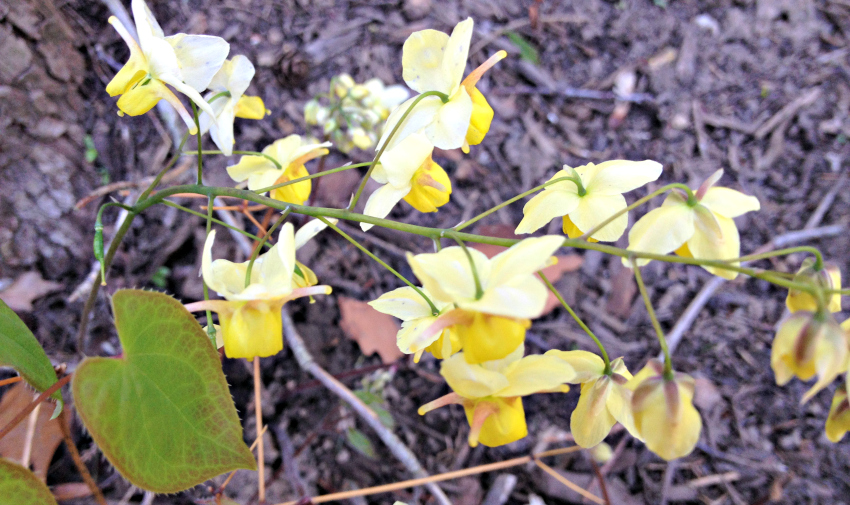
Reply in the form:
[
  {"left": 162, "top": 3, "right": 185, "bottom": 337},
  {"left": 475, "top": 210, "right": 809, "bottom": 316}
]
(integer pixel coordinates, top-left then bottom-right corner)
[
  {"left": 402, "top": 29, "right": 452, "bottom": 94},
  {"left": 625, "top": 201, "right": 695, "bottom": 267},
  {"left": 569, "top": 193, "right": 629, "bottom": 242},
  {"left": 583, "top": 160, "right": 663, "bottom": 195},
  {"left": 407, "top": 247, "right": 491, "bottom": 305},
  {"left": 165, "top": 33, "right": 230, "bottom": 92},
  {"left": 499, "top": 354, "right": 576, "bottom": 397},
  {"left": 515, "top": 188, "right": 581, "bottom": 234},
  {"left": 361, "top": 183, "right": 412, "bottom": 231},
  {"left": 379, "top": 132, "right": 433, "bottom": 188},
  {"left": 378, "top": 95, "right": 444, "bottom": 152},
  {"left": 369, "top": 286, "right": 437, "bottom": 321},
  {"left": 699, "top": 187, "right": 760, "bottom": 218},
  {"left": 544, "top": 350, "right": 606, "bottom": 383},
  {"left": 441, "top": 352, "right": 510, "bottom": 399},
  {"left": 424, "top": 86, "right": 473, "bottom": 150},
  {"left": 570, "top": 378, "right": 617, "bottom": 448},
  {"left": 488, "top": 235, "right": 564, "bottom": 288},
  {"left": 441, "top": 18, "right": 473, "bottom": 94},
  {"left": 464, "top": 276, "right": 549, "bottom": 319}
]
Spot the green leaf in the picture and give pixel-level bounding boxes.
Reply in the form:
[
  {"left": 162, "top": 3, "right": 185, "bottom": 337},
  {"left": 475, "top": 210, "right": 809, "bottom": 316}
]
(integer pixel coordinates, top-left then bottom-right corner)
[
  {"left": 0, "top": 300, "right": 60, "bottom": 402},
  {"left": 506, "top": 32, "right": 539, "bottom": 65},
  {"left": 72, "top": 290, "right": 256, "bottom": 493},
  {"left": 84, "top": 135, "right": 98, "bottom": 164},
  {"left": 345, "top": 428, "right": 375, "bottom": 459},
  {"left": 0, "top": 458, "right": 58, "bottom": 505},
  {"left": 353, "top": 390, "right": 395, "bottom": 429}
]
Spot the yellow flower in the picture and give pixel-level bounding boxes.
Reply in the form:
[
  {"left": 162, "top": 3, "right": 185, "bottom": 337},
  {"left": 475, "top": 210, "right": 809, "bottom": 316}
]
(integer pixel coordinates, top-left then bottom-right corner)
[
  {"left": 628, "top": 360, "right": 702, "bottom": 461},
  {"left": 625, "top": 170, "right": 760, "bottom": 280},
  {"left": 226, "top": 135, "right": 330, "bottom": 205},
  {"left": 516, "top": 161, "right": 662, "bottom": 241},
  {"left": 418, "top": 344, "right": 575, "bottom": 447},
  {"left": 545, "top": 351, "right": 640, "bottom": 447},
  {"left": 378, "top": 18, "right": 506, "bottom": 152},
  {"left": 199, "top": 55, "right": 269, "bottom": 156},
  {"left": 361, "top": 133, "right": 451, "bottom": 231},
  {"left": 106, "top": 0, "right": 229, "bottom": 134},
  {"left": 826, "top": 381, "right": 850, "bottom": 443},
  {"left": 771, "top": 311, "right": 848, "bottom": 402},
  {"left": 185, "top": 223, "right": 331, "bottom": 359},
  {"left": 388, "top": 235, "right": 562, "bottom": 363},
  {"left": 786, "top": 259, "right": 842, "bottom": 313}
]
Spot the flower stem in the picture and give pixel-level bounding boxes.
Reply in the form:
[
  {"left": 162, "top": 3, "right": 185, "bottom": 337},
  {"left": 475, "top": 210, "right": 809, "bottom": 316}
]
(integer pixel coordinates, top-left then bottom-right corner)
[
  {"left": 730, "top": 246, "right": 824, "bottom": 271},
  {"left": 253, "top": 357, "right": 265, "bottom": 503},
  {"left": 348, "top": 90, "right": 449, "bottom": 211},
  {"left": 255, "top": 162, "right": 370, "bottom": 194},
  {"left": 204, "top": 195, "right": 216, "bottom": 344},
  {"left": 539, "top": 272, "right": 611, "bottom": 374},
  {"left": 185, "top": 150, "right": 284, "bottom": 170},
  {"left": 317, "top": 216, "right": 440, "bottom": 316},
  {"left": 192, "top": 102, "right": 203, "bottom": 185},
  {"left": 448, "top": 233, "right": 484, "bottom": 300},
  {"left": 245, "top": 208, "right": 291, "bottom": 288},
  {"left": 631, "top": 258, "right": 672, "bottom": 377}
]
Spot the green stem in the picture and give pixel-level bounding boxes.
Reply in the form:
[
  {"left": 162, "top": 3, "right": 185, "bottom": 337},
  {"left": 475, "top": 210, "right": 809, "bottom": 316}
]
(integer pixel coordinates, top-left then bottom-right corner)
[
  {"left": 245, "top": 209, "right": 291, "bottom": 288},
  {"left": 730, "top": 246, "right": 824, "bottom": 271},
  {"left": 204, "top": 195, "right": 216, "bottom": 344},
  {"left": 579, "top": 183, "right": 694, "bottom": 241},
  {"left": 348, "top": 90, "right": 450, "bottom": 211},
  {"left": 139, "top": 133, "right": 190, "bottom": 201},
  {"left": 192, "top": 102, "right": 203, "bottom": 185},
  {"left": 316, "top": 216, "right": 440, "bottom": 316},
  {"left": 185, "top": 150, "right": 283, "bottom": 170},
  {"left": 631, "top": 258, "right": 672, "bottom": 377},
  {"left": 160, "top": 201, "right": 269, "bottom": 245},
  {"left": 255, "top": 162, "right": 370, "bottom": 194},
  {"left": 539, "top": 272, "right": 611, "bottom": 374},
  {"left": 453, "top": 176, "right": 581, "bottom": 232},
  {"left": 449, "top": 234, "right": 484, "bottom": 300}
]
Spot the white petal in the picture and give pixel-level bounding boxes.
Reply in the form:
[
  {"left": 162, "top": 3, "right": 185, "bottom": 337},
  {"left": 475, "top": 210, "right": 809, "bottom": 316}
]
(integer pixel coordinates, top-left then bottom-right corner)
[
  {"left": 584, "top": 160, "right": 663, "bottom": 195},
  {"left": 209, "top": 101, "right": 236, "bottom": 155},
  {"left": 165, "top": 34, "right": 230, "bottom": 92},
  {"left": 423, "top": 86, "right": 472, "bottom": 150},
  {"left": 377, "top": 95, "right": 443, "bottom": 152},
  {"left": 569, "top": 193, "right": 629, "bottom": 242},
  {"left": 625, "top": 201, "right": 695, "bottom": 267},
  {"left": 441, "top": 18, "right": 473, "bottom": 94},
  {"left": 402, "top": 29, "right": 452, "bottom": 94},
  {"left": 408, "top": 247, "right": 490, "bottom": 305},
  {"left": 369, "top": 286, "right": 436, "bottom": 321},
  {"left": 380, "top": 132, "right": 433, "bottom": 188},
  {"left": 699, "top": 187, "right": 760, "bottom": 218},
  {"left": 464, "top": 275, "right": 549, "bottom": 319},
  {"left": 158, "top": 73, "right": 216, "bottom": 119},
  {"left": 544, "top": 350, "right": 605, "bottom": 383},
  {"left": 295, "top": 218, "right": 333, "bottom": 249},
  {"left": 488, "top": 235, "right": 564, "bottom": 288},
  {"left": 132, "top": 0, "right": 164, "bottom": 51},
  {"left": 687, "top": 212, "right": 741, "bottom": 280},
  {"left": 515, "top": 188, "right": 581, "bottom": 234},
  {"left": 361, "top": 184, "right": 411, "bottom": 231}
]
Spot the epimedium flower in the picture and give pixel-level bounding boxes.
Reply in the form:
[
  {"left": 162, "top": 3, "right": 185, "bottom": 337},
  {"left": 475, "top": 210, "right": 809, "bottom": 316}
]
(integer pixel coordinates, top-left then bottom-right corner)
[
  {"left": 544, "top": 350, "right": 640, "bottom": 448},
  {"left": 771, "top": 310, "right": 848, "bottom": 402},
  {"left": 371, "top": 235, "right": 563, "bottom": 364},
  {"left": 515, "top": 160, "right": 663, "bottom": 242},
  {"left": 786, "top": 259, "right": 842, "bottom": 313},
  {"left": 360, "top": 133, "right": 451, "bottom": 231},
  {"left": 418, "top": 344, "right": 575, "bottom": 447},
  {"left": 199, "top": 55, "right": 269, "bottom": 156},
  {"left": 628, "top": 360, "right": 702, "bottom": 461},
  {"left": 826, "top": 380, "right": 850, "bottom": 443},
  {"left": 226, "top": 135, "right": 331, "bottom": 205},
  {"left": 625, "top": 169, "right": 760, "bottom": 280},
  {"left": 184, "top": 222, "right": 331, "bottom": 360},
  {"left": 378, "top": 18, "right": 506, "bottom": 152},
  {"left": 106, "top": 0, "right": 229, "bottom": 133}
]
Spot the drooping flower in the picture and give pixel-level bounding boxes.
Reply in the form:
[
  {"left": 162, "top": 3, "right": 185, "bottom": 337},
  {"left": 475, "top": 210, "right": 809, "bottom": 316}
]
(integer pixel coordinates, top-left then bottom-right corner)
[
  {"left": 419, "top": 344, "right": 575, "bottom": 447},
  {"left": 625, "top": 170, "right": 760, "bottom": 280},
  {"left": 786, "top": 259, "right": 842, "bottom": 313},
  {"left": 826, "top": 380, "right": 850, "bottom": 443},
  {"left": 106, "top": 0, "right": 229, "bottom": 133},
  {"left": 226, "top": 135, "right": 331, "bottom": 205},
  {"left": 361, "top": 133, "right": 451, "bottom": 231},
  {"left": 378, "top": 18, "right": 506, "bottom": 152},
  {"left": 372, "top": 236, "right": 563, "bottom": 364},
  {"left": 771, "top": 311, "right": 848, "bottom": 402},
  {"left": 545, "top": 351, "right": 640, "bottom": 447},
  {"left": 185, "top": 223, "right": 331, "bottom": 359},
  {"left": 628, "top": 360, "right": 702, "bottom": 461},
  {"left": 515, "top": 160, "right": 663, "bottom": 242},
  {"left": 199, "top": 55, "right": 269, "bottom": 156}
]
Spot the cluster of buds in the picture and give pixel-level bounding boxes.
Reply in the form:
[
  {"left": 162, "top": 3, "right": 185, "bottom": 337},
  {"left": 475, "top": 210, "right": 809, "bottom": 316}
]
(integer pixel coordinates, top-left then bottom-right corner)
[{"left": 304, "top": 74, "right": 409, "bottom": 153}]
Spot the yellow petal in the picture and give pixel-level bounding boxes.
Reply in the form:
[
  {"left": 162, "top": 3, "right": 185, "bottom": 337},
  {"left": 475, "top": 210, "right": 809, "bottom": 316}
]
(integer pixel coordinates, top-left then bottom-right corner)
[
  {"left": 787, "top": 262, "right": 842, "bottom": 313},
  {"left": 424, "top": 328, "right": 462, "bottom": 360},
  {"left": 464, "top": 86, "right": 493, "bottom": 147},
  {"left": 423, "top": 86, "right": 473, "bottom": 150},
  {"left": 569, "top": 193, "right": 629, "bottom": 242},
  {"left": 376, "top": 132, "right": 433, "bottom": 188},
  {"left": 515, "top": 187, "right": 581, "bottom": 235},
  {"left": 582, "top": 160, "right": 663, "bottom": 195},
  {"left": 271, "top": 164, "right": 311, "bottom": 205},
  {"left": 826, "top": 385, "right": 850, "bottom": 443},
  {"left": 361, "top": 183, "right": 412, "bottom": 231},
  {"left": 106, "top": 17, "right": 147, "bottom": 97},
  {"left": 441, "top": 352, "right": 510, "bottom": 398},
  {"left": 771, "top": 313, "right": 815, "bottom": 385},
  {"left": 369, "top": 286, "right": 438, "bottom": 321},
  {"left": 454, "top": 313, "right": 527, "bottom": 364},
  {"left": 464, "top": 397, "right": 527, "bottom": 447},
  {"left": 544, "top": 350, "right": 606, "bottom": 383},
  {"left": 407, "top": 247, "right": 490, "bottom": 305},
  {"left": 235, "top": 95, "right": 269, "bottom": 119},
  {"left": 218, "top": 300, "right": 285, "bottom": 359},
  {"left": 570, "top": 378, "right": 617, "bottom": 448},
  {"left": 404, "top": 159, "right": 452, "bottom": 212},
  {"left": 401, "top": 29, "right": 452, "bottom": 94},
  {"left": 293, "top": 261, "right": 318, "bottom": 288},
  {"left": 115, "top": 77, "right": 171, "bottom": 116},
  {"left": 625, "top": 200, "right": 694, "bottom": 267},
  {"left": 699, "top": 187, "right": 760, "bottom": 218},
  {"left": 633, "top": 376, "right": 701, "bottom": 460},
  {"left": 488, "top": 235, "right": 564, "bottom": 287},
  {"left": 685, "top": 210, "right": 740, "bottom": 280}
]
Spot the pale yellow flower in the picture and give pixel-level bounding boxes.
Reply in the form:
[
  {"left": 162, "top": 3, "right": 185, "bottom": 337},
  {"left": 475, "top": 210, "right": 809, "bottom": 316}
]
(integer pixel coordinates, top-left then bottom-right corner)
[
  {"left": 226, "top": 135, "right": 330, "bottom": 205},
  {"left": 378, "top": 18, "right": 506, "bottom": 152},
  {"left": 106, "top": 0, "right": 229, "bottom": 133},
  {"left": 545, "top": 351, "right": 640, "bottom": 447},
  {"left": 826, "top": 381, "right": 850, "bottom": 443},
  {"left": 361, "top": 133, "right": 451, "bottom": 231},
  {"left": 419, "top": 344, "right": 574, "bottom": 447},
  {"left": 625, "top": 170, "right": 760, "bottom": 280},
  {"left": 628, "top": 360, "right": 702, "bottom": 461},
  {"left": 786, "top": 260, "right": 842, "bottom": 313},
  {"left": 516, "top": 160, "right": 662, "bottom": 241},
  {"left": 199, "top": 55, "right": 268, "bottom": 155},
  {"left": 771, "top": 311, "right": 848, "bottom": 402}
]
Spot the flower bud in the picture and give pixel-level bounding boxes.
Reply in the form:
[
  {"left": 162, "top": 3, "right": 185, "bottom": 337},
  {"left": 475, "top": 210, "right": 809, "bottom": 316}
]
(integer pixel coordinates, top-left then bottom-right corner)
[
  {"left": 304, "top": 99, "right": 321, "bottom": 125},
  {"left": 349, "top": 84, "right": 370, "bottom": 100},
  {"left": 322, "top": 117, "right": 339, "bottom": 135},
  {"left": 333, "top": 73, "right": 355, "bottom": 97},
  {"left": 826, "top": 382, "right": 850, "bottom": 442},
  {"left": 771, "top": 311, "right": 848, "bottom": 402},
  {"left": 349, "top": 127, "right": 373, "bottom": 150},
  {"left": 787, "top": 259, "right": 842, "bottom": 313}
]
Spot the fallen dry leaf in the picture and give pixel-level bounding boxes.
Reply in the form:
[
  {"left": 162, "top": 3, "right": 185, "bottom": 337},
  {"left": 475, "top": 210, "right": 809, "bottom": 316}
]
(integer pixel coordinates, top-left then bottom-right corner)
[
  {"left": 51, "top": 483, "right": 92, "bottom": 501},
  {"left": 338, "top": 296, "right": 403, "bottom": 364},
  {"left": 471, "top": 225, "right": 583, "bottom": 315},
  {"left": 0, "top": 271, "right": 63, "bottom": 312},
  {"left": 0, "top": 382, "right": 67, "bottom": 481}
]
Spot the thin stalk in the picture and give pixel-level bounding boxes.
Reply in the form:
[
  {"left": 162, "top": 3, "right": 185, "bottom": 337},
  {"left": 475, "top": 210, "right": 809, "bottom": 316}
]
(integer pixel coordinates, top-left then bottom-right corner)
[
  {"left": 450, "top": 235, "right": 484, "bottom": 299},
  {"left": 192, "top": 102, "right": 203, "bottom": 185},
  {"left": 185, "top": 150, "right": 283, "bottom": 170},
  {"left": 253, "top": 357, "right": 265, "bottom": 503},
  {"left": 631, "top": 258, "right": 672, "bottom": 377},
  {"left": 348, "top": 90, "right": 449, "bottom": 211},
  {"left": 539, "top": 272, "right": 611, "bottom": 373},
  {"left": 0, "top": 377, "right": 22, "bottom": 387},
  {"left": 316, "top": 216, "right": 440, "bottom": 316},
  {"left": 255, "top": 162, "right": 369, "bottom": 194},
  {"left": 723, "top": 246, "right": 824, "bottom": 270},
  {"left": 58, "top": 409, "right": 107, "bottom": 505},
  {"left": 160, "top": 201, "right": 269, "bottom": 245},
  {"left": 0, "top": 374, "right": 72, "bottom": 442},
  {"left": 245, "top": 209, "right": 291, "bottom": 288},
  {"left": 203, "top": 195, "right": 215, "bottom": 344},
  {"left": 579, "top": 183, "right": 694, "bottom": 241},
  {"left": 453, "top": 176, "right": 581, "bottom": 232}
]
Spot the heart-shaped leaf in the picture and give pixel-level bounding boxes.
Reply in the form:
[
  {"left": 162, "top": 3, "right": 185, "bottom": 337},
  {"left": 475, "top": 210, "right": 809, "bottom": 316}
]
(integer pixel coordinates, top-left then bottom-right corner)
[
  {"left": 0, "top": 299, "right": 60, "bottom": 402},
  {"left": 72, "top": 290, "right": 256, "bottom": 493},
  {"left": 0, "top": 458, "right": 58, "bottom": 505}
]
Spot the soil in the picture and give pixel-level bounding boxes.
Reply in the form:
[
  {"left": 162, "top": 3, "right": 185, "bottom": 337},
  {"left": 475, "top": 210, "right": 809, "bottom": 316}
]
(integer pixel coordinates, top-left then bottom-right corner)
[{"left": 2, "top": 0, "right": 850, "bottom": 504}]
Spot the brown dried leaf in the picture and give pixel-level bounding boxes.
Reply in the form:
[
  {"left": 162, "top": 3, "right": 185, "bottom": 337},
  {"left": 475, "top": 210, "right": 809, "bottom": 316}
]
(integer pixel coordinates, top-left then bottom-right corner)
[
  {"left": 0, "top": 272, "right": 63, "bottom": 312},
  {"left": 51, "top": 483, "right": 92, "bottom": 501},
  {"left": 0, "top": 382, "right": 67, "bottom": 481},
  {"left": 338, "top": 296, "right": 403, "bottom": 364}
]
